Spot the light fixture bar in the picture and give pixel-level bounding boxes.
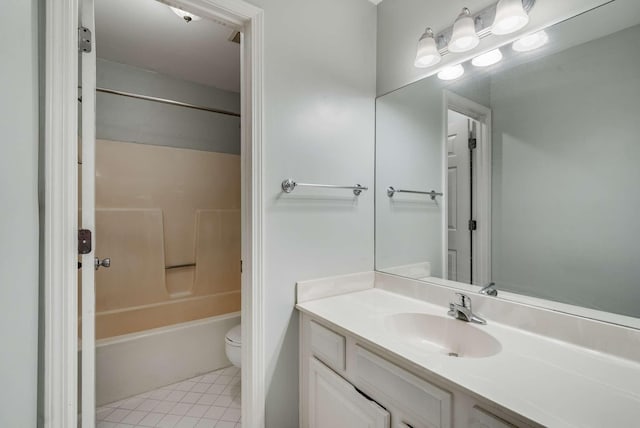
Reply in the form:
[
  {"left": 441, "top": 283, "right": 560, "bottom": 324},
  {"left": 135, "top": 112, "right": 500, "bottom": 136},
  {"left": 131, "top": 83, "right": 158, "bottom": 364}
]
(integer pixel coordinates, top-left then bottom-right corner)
[{"left": 432, "top": 0, "right": 535, "bottom": 55}]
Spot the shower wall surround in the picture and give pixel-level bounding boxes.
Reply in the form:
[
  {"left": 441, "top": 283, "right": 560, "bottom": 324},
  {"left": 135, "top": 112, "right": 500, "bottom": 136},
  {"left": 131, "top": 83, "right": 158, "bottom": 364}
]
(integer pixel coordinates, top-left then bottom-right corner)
[
  {"left": 93, "top": 140, "right": 240, "bottom": 338},
  {"left": 88, "top": 59, "right": 242, "bottom": 339}
]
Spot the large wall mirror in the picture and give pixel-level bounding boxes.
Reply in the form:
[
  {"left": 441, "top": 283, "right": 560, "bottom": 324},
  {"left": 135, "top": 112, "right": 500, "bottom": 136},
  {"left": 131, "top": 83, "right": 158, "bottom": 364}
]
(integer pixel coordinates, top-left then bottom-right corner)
[{"left": 375, "top": 0, "right": 640, "bottom": 328}]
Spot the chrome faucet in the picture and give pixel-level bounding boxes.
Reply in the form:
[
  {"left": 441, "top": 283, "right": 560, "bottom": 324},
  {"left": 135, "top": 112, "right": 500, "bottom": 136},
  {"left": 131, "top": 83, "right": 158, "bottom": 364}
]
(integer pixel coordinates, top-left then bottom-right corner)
[
  {"left": 479, "top": 282, "right": 498, "bottom": 297},
  {"left": 448, "top": 293, "right": 486, "bottom": 324}
]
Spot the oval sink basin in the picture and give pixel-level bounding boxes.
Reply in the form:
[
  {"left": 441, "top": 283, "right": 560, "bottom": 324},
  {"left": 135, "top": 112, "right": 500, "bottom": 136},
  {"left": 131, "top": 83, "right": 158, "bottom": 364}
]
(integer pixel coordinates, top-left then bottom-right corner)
[{"left": 385, "top": 313, "right": 501, "bottom": 358}]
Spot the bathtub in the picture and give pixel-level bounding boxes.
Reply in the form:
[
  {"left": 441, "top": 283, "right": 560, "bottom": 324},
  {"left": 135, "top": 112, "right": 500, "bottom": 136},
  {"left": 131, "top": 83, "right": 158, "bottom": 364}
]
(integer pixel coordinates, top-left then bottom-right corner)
[{"left": 85, "top": 312, "right": 240, "bottom": 405}]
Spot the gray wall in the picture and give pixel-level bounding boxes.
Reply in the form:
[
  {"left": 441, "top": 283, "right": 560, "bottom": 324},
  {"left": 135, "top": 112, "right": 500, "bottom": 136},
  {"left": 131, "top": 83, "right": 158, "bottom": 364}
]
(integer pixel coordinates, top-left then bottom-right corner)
[
  {"left": 247, "top": 0, "right": 377, "bottom": 426},
  {"left": 490, "top": 24, "right": 640, "bottom": 316},
  {"left": 96, "top": 58, "right": 240, "bottom": 153},
  {"left": 0, "top": 0, "right": 40, "bottom": 426}
]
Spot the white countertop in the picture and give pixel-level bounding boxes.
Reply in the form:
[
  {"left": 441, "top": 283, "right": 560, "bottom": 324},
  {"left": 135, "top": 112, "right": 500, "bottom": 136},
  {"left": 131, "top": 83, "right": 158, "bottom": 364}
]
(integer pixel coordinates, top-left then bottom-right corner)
[{"left": 297, "top": 288, "right": 640, "bottom": 428}]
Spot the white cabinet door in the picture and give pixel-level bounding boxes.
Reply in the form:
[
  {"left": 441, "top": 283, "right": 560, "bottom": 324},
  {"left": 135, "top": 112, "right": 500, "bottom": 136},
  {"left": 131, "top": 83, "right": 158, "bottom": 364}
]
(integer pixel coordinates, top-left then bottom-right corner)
[{"left": 309, "top": 357, "right": 390, "bottom": 428}]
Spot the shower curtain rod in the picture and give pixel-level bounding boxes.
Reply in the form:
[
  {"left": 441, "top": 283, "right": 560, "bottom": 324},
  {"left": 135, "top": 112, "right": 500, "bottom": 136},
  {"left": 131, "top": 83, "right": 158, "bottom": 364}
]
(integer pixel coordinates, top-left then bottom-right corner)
[{"left": 95, "top": 87, "right": 241, "bottom": 118}]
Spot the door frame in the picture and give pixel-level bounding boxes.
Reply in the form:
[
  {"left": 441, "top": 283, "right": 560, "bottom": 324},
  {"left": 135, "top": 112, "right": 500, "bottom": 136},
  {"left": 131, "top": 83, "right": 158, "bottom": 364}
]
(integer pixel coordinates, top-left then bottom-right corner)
[
  {"left": 43, "top": 0, "right": 265, "bottom": 426},
  {"left": 443, "top": 90, "right": 492, "bottom": 287}
]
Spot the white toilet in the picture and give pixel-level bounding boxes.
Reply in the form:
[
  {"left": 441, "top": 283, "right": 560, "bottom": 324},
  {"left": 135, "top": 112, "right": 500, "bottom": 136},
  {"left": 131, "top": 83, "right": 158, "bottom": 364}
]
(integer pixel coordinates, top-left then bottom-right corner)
[{"left": 225, "top": 324, "right": 242, "bottom": 368}]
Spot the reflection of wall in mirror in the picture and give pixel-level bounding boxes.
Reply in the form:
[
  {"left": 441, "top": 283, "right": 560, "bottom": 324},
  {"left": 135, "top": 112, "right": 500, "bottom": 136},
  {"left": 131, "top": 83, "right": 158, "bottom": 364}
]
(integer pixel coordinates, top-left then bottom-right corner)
[
  {"left": 375, "top": 77, "right": 490, "bottom": 280},
  {"left": 375, "top": 81, "right": 444, "bottom": 276},
  {"left": 489, "top": 24, "right": 640, "bottom": 317}
]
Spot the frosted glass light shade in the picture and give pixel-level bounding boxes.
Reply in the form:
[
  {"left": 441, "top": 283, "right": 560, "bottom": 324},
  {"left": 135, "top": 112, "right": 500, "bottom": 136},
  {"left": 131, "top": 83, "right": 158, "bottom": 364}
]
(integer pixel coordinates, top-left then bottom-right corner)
[
  {"left": 170, "top": 6, "right": 202, "bottom": 22},
  {"left": 513, "top": 30, "right": 549, "bottom": 51},
  {"left": 437, "top": 64, "right": 465, "bottom": 81},
  {"left": 414, "top": 28, "right": 442, "bottom": 68},
  {"left": 472, "top": 49, "right": 503, "bottom": 67},
  {"left": 448, "top": 8, "right": 479, "bottom": 53},
  {"left": 492, "top": 0, "right": 529, "bottom": 35}
]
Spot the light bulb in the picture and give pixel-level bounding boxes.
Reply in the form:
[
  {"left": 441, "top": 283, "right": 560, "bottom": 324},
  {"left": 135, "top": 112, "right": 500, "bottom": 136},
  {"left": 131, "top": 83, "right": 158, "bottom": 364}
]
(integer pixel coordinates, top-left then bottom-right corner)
[
  {"left": 448, "top": 8, "right": 480, "bottom": 53},
  {"left": 472, "top": 49, "right": 503, "bottom": 67},
  {"left": 437, "top": 64, "right": 465, "bottom": 81},
  {"left": 414, "top": 28, "right": 442, "bottom": 68},
  {"left": 170, "top": 6, "right": 202, "bottom": 23},
  {"left": 492, "top": 0, "right": 529, "bottom": 35},
  {"left": 513, "top": 30, "right": 549, "bottom": 52}
]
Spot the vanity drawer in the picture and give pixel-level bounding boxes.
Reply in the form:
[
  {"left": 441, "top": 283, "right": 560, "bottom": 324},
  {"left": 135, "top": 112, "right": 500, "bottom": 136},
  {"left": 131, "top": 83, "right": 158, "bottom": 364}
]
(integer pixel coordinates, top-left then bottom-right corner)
[
  {"left": 354, "top": 346, "right": 452, "bottom": 428},
  {"left": 310, "top": 320, "right": 346, "bottom": 372},
  {"left": 470, "top": 406, "right": 517, "bottom": 428}
]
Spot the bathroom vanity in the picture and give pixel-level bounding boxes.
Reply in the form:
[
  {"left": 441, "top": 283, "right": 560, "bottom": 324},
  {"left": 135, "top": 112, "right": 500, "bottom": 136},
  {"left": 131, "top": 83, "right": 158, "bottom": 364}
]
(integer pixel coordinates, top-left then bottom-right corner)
[
  {"left": 297, "top": 1, "right": 640, "bottom": 426},
  {"left": 296, "top": 272, "right": 640, "bottom": 428}
]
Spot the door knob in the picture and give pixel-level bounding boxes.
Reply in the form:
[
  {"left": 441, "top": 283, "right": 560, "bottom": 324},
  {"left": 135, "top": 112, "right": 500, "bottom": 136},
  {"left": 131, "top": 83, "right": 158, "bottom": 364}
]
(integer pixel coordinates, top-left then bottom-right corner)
[{"left": 94, "top": 257, "right": 111, "bottom": 270}]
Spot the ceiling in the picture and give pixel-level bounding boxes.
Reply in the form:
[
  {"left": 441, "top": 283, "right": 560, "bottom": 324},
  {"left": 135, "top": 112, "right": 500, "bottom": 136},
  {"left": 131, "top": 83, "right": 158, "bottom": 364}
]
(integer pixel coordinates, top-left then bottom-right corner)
[{"left": 95, "top": 0, "right": 241, "bottom": 92}]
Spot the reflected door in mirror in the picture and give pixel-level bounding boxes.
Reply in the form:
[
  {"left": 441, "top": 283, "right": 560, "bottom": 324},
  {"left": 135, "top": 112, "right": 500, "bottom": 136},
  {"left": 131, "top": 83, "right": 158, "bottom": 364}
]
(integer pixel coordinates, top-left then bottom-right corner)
[{"left": 447, "top": 110, "right": 472, "bottom": 284}]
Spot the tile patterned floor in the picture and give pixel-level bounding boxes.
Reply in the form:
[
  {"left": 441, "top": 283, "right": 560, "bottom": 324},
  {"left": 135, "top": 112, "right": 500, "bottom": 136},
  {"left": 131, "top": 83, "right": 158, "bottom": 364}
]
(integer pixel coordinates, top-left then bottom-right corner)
[{"left": 96, "top": 366, "right": 241, "bottom": 428}]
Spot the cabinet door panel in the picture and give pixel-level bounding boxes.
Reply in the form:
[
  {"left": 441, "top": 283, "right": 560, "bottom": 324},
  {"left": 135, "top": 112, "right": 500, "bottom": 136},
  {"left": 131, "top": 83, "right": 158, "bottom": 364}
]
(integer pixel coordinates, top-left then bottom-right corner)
[{"left": 309, "top": 357, "right": 390, "bottom": 428}]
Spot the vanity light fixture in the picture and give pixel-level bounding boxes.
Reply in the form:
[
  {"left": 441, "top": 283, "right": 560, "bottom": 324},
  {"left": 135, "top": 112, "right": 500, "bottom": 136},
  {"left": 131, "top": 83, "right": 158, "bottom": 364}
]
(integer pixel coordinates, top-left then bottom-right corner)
[
  {"left": 169, "top": 6, "right": 202, "bottom": 23},
  {"left": 437, "top": 64, "right": 465, "bottom": 81},
  {"left": 492, "top": 0, "right": 530, "bottom": 35},
  {"left": 448, "top": 8, "right": 480, "bottom": 53},
  {"left": 472, "top": 48, "right": 503, "bottom": 67},
  {"left": 415, "top": 28, "right": 442, "bottom": 68},
  {"left": 413, "top": 0, "right": 535, "bottom": 69},
  {"left": 513, "top": 30, "right": 549, "bottom": 52}
]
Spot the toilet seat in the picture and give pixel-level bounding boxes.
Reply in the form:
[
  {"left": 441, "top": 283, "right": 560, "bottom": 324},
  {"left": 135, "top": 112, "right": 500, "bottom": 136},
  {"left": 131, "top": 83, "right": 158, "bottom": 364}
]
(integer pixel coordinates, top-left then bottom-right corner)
[
  {"left": 225, "top": 324, "right": 241, "bottom": 346},
  {"left": 225, "top": 324, "right": 242, "bottom": 368}
]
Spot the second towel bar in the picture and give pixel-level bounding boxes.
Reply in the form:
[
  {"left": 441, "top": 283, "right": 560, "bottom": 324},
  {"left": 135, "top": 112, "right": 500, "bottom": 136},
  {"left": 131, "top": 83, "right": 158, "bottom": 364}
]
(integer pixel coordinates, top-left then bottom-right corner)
[
  {"left": 387, "top": 186, "right": 443, "bottom": 200},
  {"left": 282, "top": 179, "right": 368, "bottom": 196}
]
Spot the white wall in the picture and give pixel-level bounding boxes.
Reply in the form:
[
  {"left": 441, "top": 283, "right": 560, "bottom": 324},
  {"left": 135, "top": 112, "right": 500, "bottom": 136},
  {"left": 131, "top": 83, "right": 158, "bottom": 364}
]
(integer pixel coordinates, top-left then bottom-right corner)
[
  {"left": 376, "top": 0, "right": 610, "bottom": 96},
  {"left": 0, "top": 0, "right": 40, "bottom": 426},
  {"left": 247, "top": 0, "right": 377, "bottom": 426}
]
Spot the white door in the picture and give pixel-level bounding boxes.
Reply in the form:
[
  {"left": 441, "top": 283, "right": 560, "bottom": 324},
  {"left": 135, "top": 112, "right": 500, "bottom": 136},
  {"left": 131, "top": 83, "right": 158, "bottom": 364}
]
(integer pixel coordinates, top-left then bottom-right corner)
[
  {"left": 308, "top": 358, "right": 390, "bottom": 428},
  {"left": 80, "top": 0, "right": 97, "bottom": 425},
  {"left": 447, "top": 110, "right": 472, "bottom": 284}
]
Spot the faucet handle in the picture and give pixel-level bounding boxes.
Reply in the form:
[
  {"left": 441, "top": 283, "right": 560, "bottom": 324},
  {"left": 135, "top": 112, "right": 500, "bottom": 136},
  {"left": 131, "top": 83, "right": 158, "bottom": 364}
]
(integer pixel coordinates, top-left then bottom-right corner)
[
  {"left": 447, "top": 302, "right": 456, "bottom": 317},
  {"left": 455, "top": 292, "right": 471, "bottom": 310}
]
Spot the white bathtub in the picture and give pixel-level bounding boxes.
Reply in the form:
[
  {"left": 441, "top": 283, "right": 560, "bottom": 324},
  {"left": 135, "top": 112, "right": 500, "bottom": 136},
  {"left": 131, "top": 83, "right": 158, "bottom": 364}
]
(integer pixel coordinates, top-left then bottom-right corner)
[{"left": 89, "top": 312, "right": 240, "bottom": 405}]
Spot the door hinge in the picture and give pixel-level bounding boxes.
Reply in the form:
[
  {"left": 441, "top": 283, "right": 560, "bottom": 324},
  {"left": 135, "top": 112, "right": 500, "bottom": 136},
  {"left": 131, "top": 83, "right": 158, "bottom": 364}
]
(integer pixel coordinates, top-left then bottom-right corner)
[
  {"left": 79, "top": 27, "right": 92, "bottom": 53},
  {"left": 78, "top": 229, "right": 92, "bottom": 254},
  {"left": 240, "top": 260, "right": 243, "bottom": 273},
  {"left": 468, "top": 137, "right": 477, "bottom": 150},
  {"left": 468, "top": 220, "right": 477, "bottom": 231}
]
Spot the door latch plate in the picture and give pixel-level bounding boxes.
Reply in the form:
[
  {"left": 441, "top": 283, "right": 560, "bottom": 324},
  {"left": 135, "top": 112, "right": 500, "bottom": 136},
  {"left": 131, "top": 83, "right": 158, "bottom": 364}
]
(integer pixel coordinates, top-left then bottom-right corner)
[{"left": 78, "top": 229, "right": 92, "bottom": 254}]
